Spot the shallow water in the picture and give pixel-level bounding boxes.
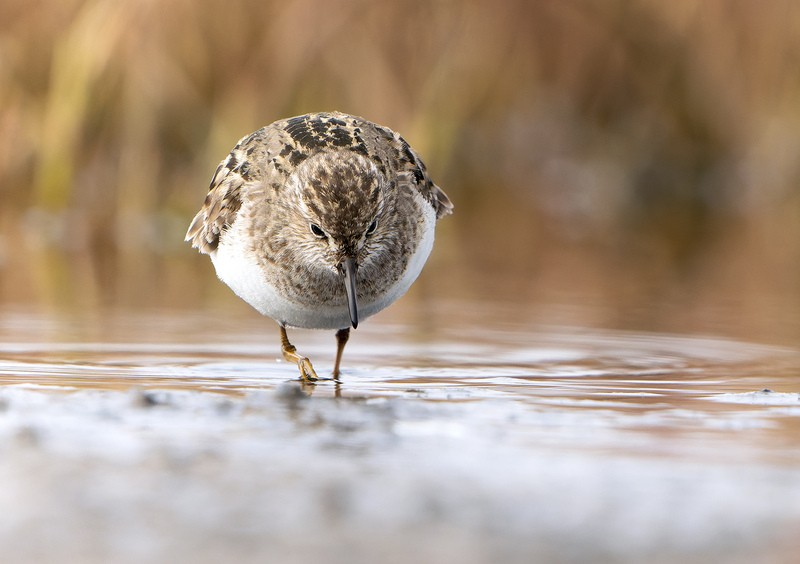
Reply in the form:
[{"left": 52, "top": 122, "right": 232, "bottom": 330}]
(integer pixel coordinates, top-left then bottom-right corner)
[{"left": 0, "top": 306, "right": 799, "bottom": 563}]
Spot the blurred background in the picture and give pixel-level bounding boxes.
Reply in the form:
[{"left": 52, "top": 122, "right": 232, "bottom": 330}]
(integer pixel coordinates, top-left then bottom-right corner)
[{"left": 1, "top": 0, "right": 800, "bottom": 344}]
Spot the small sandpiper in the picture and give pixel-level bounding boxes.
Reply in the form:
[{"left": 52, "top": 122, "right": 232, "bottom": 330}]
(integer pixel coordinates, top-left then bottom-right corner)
[{"left": 186, "top": 112, "right": 453, "bottom": 380}]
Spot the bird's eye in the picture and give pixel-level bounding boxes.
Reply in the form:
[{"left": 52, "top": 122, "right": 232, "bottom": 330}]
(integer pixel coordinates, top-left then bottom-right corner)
[
  {"left": 365, "top": 219, "right": 378, "bottom": 236},
  {"left": 310, "top": 223, "right": 327, "bottom": 238}
]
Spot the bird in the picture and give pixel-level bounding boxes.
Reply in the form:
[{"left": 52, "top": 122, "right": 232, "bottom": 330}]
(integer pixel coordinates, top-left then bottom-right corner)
[{"left": 186, "top": 112, "right": 453, "bottom": 381}]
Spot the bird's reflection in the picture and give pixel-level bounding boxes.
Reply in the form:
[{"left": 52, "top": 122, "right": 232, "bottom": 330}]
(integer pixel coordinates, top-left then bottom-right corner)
[{"left": 291, "top": 377, "right": 343, "bottom": 398}]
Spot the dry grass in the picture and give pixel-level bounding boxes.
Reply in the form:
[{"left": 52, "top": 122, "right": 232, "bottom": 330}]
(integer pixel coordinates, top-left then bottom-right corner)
[{"left": 1, "top": 0, "right": 800, "bottom": 339}]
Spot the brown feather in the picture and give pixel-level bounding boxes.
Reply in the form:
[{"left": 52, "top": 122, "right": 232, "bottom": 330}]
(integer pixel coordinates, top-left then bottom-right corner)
[{"left": 185, "top": 112, "right": 452, "bottom": 256}]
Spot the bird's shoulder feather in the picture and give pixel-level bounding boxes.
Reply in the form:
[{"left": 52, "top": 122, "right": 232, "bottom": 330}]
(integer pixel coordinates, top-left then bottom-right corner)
[{"left": 186, "top": 112, "right": 452, "bottom": 254}]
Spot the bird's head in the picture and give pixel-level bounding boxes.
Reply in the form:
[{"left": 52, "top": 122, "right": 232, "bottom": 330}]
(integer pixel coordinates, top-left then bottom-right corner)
[{"left": 287, "top": 151, "right": 389, "bottom": 328}]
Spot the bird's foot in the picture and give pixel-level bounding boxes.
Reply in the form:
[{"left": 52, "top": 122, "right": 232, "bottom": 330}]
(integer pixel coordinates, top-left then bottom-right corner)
[
  {"left": 280, "top": 326, "right": 318, "bottom": 382},
  {"left": 281, "top": 345, "right": 319, "bottom": 382},
  {"left": 332, "top": 327, "right": 350, "bottom": 381},
  {"left": 283, "top": 346, "right": 318, "bottom": 382},
  {"left": 296, "top": 356, "right": 318, "bottom": 382}
]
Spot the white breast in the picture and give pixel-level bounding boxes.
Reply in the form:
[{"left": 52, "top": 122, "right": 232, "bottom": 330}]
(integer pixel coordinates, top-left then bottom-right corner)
[{"left": 210, "top": 195, "right": 437, "bottom": 330}]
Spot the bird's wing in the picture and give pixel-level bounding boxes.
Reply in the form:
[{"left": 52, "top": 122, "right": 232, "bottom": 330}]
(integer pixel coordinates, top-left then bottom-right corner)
[
  {"left": 355, "top": 116, "right": 453, "bottom": 220},
  {"left": 185, "top": 127, "right": 287, "bottom": 254},
  {"left": 185, "top": 150, "right": 246, "bottom": 254},
  {"left": 394, "top": 135, "right": 453, "bottom": 220}
]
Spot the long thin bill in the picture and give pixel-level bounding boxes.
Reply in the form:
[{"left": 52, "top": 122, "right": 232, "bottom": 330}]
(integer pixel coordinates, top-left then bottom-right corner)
[{"left": 342, "top": 257, "right": 359, "bottom": 329}]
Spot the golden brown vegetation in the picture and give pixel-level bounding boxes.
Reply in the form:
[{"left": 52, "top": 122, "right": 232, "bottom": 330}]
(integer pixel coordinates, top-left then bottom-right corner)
[{"left": 1, "top": 0, "right": 800, "bottom": 341}]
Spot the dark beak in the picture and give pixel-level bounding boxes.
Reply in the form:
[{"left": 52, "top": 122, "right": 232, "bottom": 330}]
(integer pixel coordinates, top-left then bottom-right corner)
[{"left": 342, "top": 256, "right": 359, "bottom": 329}]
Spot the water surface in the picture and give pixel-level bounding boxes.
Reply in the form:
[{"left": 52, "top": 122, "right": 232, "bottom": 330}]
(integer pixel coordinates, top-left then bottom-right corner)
[{"left": 0, "top": 306, "right": 799, "bottom": 563}]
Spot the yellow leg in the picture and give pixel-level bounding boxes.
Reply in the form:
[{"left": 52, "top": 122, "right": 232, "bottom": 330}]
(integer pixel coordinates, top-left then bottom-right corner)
[
  {"left": 280, "top": 326, "right": 318, "bottom": 382},
  {"left": 332, "top": 327, "right": 350, "bottom": 379}
]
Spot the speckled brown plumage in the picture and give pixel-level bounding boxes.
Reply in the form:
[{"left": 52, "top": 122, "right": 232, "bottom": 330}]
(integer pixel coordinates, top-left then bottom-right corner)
[
  {"left": 185, "top": 112, "right": 452, "bottom": 381},
  {"left": 186, "top": 112, "right": 451, "bottom": 254}
]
